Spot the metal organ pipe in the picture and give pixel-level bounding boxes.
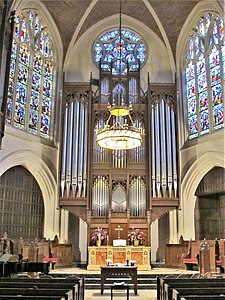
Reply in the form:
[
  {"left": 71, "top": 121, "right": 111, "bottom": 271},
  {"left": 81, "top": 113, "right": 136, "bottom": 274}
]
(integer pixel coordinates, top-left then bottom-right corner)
[
  {"left": 166, "top": 103, "right": 173, "bottom": 198},
  {"left": 135, "top": 178, "right": 138, "bottom": 217},
  {"left": 73, "top": 99, "right": 80, "bottom": 197},
  {"left": 92, "top": 179, "right": 96, "bottom": 216},
  {"left": 97, "top": 176, "right": 100, "bottom": 216},
  {"left": 101, "top": 77, "right": 109, "bottom": 104},
  {"left": 77, "top": 103, "right": 85, "bottom": 197},
  {"left": 102, "top": 176, "right": 104, "bottom": 216},
  {"left": 160, "top": 100, "right": 167, "bottom": 197},
  {"left": 129, "top": 176, "right": 146, "bottom": 217},
  {"left": 138, "top": 176, "right": 141, "bottom": 216},
  {"left": 95, "top": 176, "right": 109, "bottom": 216},
  {"left": 66, "top": 103, "right": 73, "bottom": 197},
  {"left": 155, "top": 102, "right": 161, "bottom": 198},
  {"left": 61, "top": 95, "right": 88, "bottom": 200},
  {"left": 71, "top": 100, "right": 78, "bottom": 197},
  {"left": 61, "top": 104, "right": 68, "bottom": 197},
  {"left": 82, "top": 104, "right": 88, "bottom": 197},
  {"left": 171, "top": 110, "right": 178, "bottom": 198},
  {"left": 103, "top": 177, "right": 105, "bottom": 216},
  {"left": 104, "top": 177, "right": 108, "bottom": 216}
]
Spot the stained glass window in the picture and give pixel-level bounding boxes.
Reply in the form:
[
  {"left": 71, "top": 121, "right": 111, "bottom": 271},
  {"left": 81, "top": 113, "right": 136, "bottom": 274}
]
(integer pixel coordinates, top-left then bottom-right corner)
[
  {"left": 93, "top": 28, "right": 146, "bottom": 75},
  {"left": 185, "top": 14, "right": 224, "bottom": 139},
  {"left": 6, "top": 10, "right": 55, "bottom": 139}
]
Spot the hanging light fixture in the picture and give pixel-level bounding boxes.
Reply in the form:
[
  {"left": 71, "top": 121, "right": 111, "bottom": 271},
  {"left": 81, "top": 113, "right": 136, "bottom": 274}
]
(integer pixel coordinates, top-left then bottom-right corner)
[{"left": 96, "top": 0, "right": 144, "bottom": 150}]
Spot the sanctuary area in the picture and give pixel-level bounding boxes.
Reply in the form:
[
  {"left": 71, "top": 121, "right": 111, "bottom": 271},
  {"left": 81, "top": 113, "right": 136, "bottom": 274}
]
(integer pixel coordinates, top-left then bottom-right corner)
[{"left": 0, "top": 0, "right": 224, "bottom": 275}]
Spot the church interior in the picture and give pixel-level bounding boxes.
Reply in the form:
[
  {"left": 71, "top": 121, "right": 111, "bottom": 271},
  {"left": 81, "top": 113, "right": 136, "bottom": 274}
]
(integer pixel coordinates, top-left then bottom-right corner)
[{"left": 0, "top": 0, "right": 224, "bottom": 298}]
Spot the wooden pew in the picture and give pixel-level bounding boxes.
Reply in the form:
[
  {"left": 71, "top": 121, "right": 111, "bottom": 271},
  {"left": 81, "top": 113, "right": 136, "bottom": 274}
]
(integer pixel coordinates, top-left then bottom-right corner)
[
  {"left": 164, "top": 281, "right": 225, "bottom": 300},
  {"left": 165, "top": 240, "right": 189, "bottom": 269},
  {"left": 0, "top": 276, "right": 84, "bottom": 300},
  {"left": 166, "top": 238, "right": 225, "bottom": 272},
  {"left": 0, "top": 281, "right": 78, "bottom": 300},
  {"left": 182, "top": 239, "right": 200, "bottom": 270},
  {"left": 0, "top": 288, "right": 73, "bottom": 299},
  {"left": 173, "top": 287, "right": 225, "bottom": 300},
  {"left": 157, "top": 276, "right": 225, "bottom": 300},
  {"left": 0, "top": 277, "right": 84, "bottom": 300},
  {"left": 181, "top": 297, "right": 225, "bottom": 300},
  {"left": 0, "top": 297, "right": 64, "bottom": 299}
]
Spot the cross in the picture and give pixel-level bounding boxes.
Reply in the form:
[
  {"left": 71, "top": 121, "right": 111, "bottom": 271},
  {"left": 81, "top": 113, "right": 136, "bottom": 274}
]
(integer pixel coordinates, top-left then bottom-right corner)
[{"left": 115, "top": 225, "right": 123, "bottom": 239}]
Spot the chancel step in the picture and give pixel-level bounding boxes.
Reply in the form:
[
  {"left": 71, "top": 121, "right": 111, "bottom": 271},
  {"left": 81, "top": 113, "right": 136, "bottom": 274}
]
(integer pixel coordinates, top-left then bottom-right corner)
[{"left": 50, "top": 273, "right": 186, "bottom": 290}]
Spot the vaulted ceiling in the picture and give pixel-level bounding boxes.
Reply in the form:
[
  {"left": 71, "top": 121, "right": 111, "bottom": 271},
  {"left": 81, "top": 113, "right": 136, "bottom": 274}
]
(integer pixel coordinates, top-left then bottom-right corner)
[{"left": 39, "top": 0, "right": 206, "bottom": 62}]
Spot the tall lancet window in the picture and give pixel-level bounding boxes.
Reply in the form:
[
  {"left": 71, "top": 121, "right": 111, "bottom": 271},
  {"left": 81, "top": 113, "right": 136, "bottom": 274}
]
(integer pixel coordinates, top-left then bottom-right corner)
[
  {"left": 6, "top": 10, "right": 55, "bottom": 139},
  {"left": 185, "top": 13, "right": 224, "bottom": 140}
]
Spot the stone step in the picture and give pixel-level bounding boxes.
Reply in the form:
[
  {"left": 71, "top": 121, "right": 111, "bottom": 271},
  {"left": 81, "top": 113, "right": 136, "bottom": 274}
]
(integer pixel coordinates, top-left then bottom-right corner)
[
  {"left": 50, "top": 272, "right": 185, "bottom": 290},
  {"left": 85, "top": 283, "right": 156, "bottom": 290},
  {"left": 84, "top": 273, "right": 158, "bottom": 290}
]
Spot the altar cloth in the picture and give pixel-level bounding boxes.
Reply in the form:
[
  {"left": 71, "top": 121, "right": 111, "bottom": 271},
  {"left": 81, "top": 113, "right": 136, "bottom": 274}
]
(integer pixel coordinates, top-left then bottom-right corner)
[{"left": 113, "top": 239, "right": 126, "bottom": 247}]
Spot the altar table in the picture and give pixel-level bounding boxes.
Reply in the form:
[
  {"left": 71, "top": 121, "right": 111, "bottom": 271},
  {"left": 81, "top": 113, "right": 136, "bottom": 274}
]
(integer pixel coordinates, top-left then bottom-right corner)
[
  {"left": 87, "top": 246, "right": 151, "bottom": 271},
  {"left": 101, "top": 266, "right": 137, "bottom": 295}
]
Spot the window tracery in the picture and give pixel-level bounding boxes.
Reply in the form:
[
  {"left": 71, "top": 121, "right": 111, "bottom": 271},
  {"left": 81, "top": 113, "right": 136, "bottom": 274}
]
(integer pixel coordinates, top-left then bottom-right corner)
[
  {"left": 93, "top": 28, "right": 146, "bottom": 75},
  {"left": 185, "top": 13, "right": 224, "bottom": 139},
  {"left": 6, "top": 10, "right": 55, "bottom": 139}
]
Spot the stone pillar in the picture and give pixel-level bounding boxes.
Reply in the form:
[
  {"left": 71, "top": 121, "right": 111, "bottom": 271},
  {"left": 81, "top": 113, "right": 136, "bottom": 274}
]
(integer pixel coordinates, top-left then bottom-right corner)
[
  {"left": 79, "top": 219, "right": 87, "bottom": 265},
  {"left": 151, "top": 220, "right": 158, "bottom": 262},
  {"left": 169, "top": 210, "right": 178, "bottom": 243}
]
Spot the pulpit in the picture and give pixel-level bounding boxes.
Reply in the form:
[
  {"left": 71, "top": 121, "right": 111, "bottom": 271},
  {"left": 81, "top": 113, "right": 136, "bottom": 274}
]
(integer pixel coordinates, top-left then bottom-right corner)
[
  {"left": 87, "top": 245, "right": 151, "bottom": 271},
  {"left": 101, "top": 266, "right": 138, "bottom": 295}
]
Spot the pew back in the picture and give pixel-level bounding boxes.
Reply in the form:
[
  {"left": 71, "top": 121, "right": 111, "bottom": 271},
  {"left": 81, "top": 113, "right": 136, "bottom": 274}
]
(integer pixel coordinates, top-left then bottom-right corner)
[
  {"left": 157, "top": 276, "right": 225, "bottom": 300},
  {"left": 173, "top": 287, "right": 225, "bottom": 300},
  {"left": 0, "top": 277, "right": 85, "bottom": 300}
]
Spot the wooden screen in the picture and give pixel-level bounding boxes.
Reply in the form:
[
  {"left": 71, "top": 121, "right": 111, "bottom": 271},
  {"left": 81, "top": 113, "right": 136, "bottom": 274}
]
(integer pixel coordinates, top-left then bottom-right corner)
[{"left": 0, "top": 166, "right": 44, "bottom": 239}]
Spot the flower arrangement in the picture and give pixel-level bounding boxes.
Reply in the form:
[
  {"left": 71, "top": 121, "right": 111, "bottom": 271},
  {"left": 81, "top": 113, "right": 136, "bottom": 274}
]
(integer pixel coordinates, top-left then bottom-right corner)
[
  {"left": 128, "top": 227, "right": 144, "bottom": 244},
  {"left": 91, "top": 227, "right": 108, "bottom": 242}
]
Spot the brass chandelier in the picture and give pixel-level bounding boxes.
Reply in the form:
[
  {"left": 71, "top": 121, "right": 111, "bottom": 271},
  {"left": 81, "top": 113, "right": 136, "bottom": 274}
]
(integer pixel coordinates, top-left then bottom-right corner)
[{"left": 96, "top": 0, "right": 144, "bottom": 151}]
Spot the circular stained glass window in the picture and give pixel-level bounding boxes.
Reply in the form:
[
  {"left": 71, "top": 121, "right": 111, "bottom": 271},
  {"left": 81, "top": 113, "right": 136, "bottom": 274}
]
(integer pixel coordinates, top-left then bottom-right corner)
[{"left": 93, "top": 28, "right": 147, "bottom": 75}]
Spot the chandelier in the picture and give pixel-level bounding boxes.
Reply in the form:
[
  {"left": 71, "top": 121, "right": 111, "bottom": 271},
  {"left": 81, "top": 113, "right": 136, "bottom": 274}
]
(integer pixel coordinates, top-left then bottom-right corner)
[{"left": 96, "top": 0, "right": 144, "bottom": 151}]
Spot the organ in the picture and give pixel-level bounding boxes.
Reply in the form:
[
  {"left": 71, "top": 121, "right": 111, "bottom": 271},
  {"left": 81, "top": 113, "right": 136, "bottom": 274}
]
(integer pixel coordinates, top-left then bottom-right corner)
[{"left": 59, "top": 64, "right": 180, "bottom": 253}]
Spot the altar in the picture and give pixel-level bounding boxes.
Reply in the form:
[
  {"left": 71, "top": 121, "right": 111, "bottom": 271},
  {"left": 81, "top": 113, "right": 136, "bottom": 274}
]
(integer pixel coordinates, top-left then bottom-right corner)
[{"left": 87, "top": 246, "right": 151, "bottom": 271}]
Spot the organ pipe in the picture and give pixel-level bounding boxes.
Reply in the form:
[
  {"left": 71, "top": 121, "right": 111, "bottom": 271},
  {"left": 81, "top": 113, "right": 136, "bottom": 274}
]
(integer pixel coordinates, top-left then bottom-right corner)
[
  {"left": 61, "top": 91, "right": 89, "bottom": 199},
  {"left": 155, "top": 102, "right": 161, "bottom": 198},
  {"left": 171, "top": 110, "right": 178, "bottom": 198},
  {"left": 82, "top": 104, "right": 88, "bottom": 197},
  {"left": 73, "top": 100, "right": 80, "bottom": 196},
  {"left": 166, "top": 102, "right": 173, "bottom": 198},
  {"left": 61, "top": 104, "right": 68, "bottom": 197},
  {"left": 150, "top": 89, "right": 178, "bottom": 200},
  {"left": 66, "top": 104, "right": 72, "bottom": 196},
  {"left": 92, "top": 176, "right": 109, "bottom": 216},
  {"left": 160, "top": 100, "right": 167, "bottom": 197},
  {"left": 151, "top": 110, "right": 156, "bottom": 198},
  {"left": 129, "top": 176, "right": 146, "bottom": 217}
]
